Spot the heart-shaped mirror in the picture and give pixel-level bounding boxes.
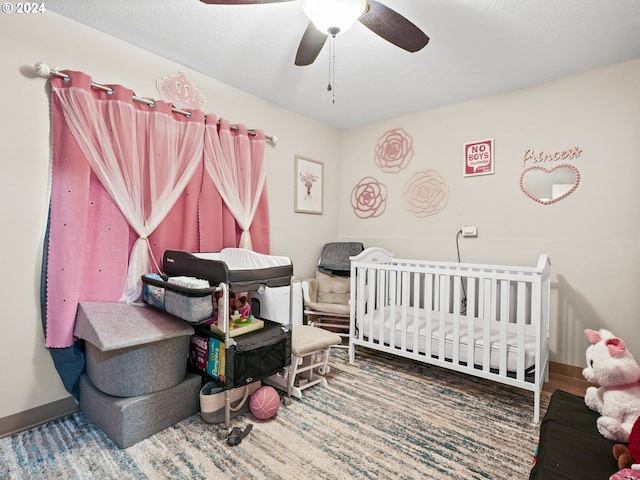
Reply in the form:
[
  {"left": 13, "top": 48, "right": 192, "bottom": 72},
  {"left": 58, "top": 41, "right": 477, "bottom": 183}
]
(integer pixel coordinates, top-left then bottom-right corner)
[{"left": 520, "top": 164, "right": 580, "bottom": 205}]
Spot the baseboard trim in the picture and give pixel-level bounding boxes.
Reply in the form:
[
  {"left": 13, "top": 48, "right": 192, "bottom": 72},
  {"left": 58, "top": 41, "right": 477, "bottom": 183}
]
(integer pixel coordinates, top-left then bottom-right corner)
[
  {"left": 0, "top": 396, "right": 79, "bottom": 439},
  {"left": 549, "top": 361, "right": 584, "bottom": 379}
]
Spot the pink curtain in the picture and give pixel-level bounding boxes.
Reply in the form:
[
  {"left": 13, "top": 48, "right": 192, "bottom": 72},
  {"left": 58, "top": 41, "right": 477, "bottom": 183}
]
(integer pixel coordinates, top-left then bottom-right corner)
[
  {"left": 45, "top": 71, "right": 270, "bottom": 349},
  {"left": 203, "top": 117, "right": 267, "bottom": 251},
  {"left": 52, "top": 71, "right": 205, "bottom": 303}
]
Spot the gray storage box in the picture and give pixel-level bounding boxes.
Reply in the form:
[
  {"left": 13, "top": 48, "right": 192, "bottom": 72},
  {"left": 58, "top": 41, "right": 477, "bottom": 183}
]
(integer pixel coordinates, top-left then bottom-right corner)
[
  {"left": 79, "top": 373, "right": 201, "bottom": 449},
  {"left": 74, "top": 302, "right": 194, "bottom": 397}
]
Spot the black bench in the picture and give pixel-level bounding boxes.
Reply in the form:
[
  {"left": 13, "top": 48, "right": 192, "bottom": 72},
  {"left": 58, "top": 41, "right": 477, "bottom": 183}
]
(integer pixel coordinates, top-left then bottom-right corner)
[{"left": 529, "top": 390, "right": 619, "bottom": 479}]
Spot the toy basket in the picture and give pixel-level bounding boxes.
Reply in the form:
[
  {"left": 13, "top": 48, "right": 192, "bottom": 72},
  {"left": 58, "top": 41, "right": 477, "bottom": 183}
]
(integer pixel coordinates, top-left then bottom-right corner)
[{"left": 199, "top": 380, "right": 261, "bottom": 424}]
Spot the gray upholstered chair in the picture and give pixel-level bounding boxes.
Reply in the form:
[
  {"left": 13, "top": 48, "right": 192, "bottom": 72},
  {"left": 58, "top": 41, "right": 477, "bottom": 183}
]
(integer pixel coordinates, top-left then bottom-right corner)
[{"left": 300, "top": 242, "right": 364, "bottom": 347}]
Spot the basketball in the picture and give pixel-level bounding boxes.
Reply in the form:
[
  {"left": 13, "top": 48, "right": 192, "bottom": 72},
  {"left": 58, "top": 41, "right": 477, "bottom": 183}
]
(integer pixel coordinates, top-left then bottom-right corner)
[{"left": 249, "top": 385, "right": 280, "bottom": 420}]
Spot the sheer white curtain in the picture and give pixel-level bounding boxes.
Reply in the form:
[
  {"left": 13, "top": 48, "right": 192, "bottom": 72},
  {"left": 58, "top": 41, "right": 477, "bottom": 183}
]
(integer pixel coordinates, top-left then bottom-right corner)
[
  {"left": 53, "top": 81, "right": 205, "bottom": 303},
  {"left": 203, "top": 117, "right": 266, "bottom": 250}
]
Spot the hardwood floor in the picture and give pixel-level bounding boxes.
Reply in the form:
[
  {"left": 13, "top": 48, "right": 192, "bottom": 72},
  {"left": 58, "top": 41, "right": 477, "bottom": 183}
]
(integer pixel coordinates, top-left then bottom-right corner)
[{"left": 543, "top": 361, "right": 595, "bottom": 397}]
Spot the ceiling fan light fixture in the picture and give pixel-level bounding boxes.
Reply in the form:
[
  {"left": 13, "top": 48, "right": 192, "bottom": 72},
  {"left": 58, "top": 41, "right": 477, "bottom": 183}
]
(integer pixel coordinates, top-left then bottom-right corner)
[{"left": 302, "top": 0, "right": 367, "bottom": 35}]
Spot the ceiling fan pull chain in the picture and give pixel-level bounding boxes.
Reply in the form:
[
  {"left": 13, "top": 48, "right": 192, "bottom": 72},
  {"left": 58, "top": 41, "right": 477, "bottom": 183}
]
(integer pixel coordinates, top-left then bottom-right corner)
[{"left": 327, "top": 33, "right": 336, "bottom": 104}]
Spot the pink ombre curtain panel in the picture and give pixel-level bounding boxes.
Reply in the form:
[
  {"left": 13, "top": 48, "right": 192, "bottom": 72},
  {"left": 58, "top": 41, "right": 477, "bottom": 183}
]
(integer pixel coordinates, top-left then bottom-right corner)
[
  {"left": 52, "top": 72, "right": 205, "bottom": 303},
  {"left": 203, "top": 117, "right": 267, "bottom": 250},
  {"left": 45, "top": 71, "right": 270, "bottom": 349}
]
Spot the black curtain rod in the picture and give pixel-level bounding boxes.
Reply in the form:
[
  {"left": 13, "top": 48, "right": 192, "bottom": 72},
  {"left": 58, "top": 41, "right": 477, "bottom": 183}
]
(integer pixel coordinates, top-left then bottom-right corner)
[{"left": 36, "top": 63, "right": 277, "bottom": 145}]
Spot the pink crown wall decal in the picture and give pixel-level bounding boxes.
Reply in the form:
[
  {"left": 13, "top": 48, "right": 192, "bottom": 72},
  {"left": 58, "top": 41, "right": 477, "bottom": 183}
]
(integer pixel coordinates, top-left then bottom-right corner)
[{"left": 156, "top": 71, "right": 207, "bottom": 111}]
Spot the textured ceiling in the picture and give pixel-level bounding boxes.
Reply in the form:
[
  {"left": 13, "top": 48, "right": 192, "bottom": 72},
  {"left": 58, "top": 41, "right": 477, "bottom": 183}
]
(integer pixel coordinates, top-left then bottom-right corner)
[{"left": 48, "top": 0, "right": 640, "bottom": 130}]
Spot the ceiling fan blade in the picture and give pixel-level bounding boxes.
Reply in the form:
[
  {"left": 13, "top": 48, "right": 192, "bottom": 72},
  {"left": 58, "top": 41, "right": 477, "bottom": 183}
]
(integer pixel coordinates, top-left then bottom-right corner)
[
  {"left": 358, "top": 0, "right": 429, "bottom": 52},
  {"left": 295, "top": 22, "right": 328, "bottom": 66},
  {"left": 199, "top": 0, "right": 293, "bottom": 5}
]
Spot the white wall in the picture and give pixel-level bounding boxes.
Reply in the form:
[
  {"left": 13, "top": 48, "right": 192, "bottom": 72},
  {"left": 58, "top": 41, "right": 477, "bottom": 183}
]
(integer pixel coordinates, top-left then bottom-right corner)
[
  {"left": 339, "top": 59, "right": 640, "bottom": 367},
  {"left": 0, "top": 11, "right": 339, "bottom": 420}
]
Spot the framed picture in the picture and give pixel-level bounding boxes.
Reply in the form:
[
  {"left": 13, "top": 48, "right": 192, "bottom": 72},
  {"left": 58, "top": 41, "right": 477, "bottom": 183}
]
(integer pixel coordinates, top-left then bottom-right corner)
[
  {"left": 463, "top": 138, "right": 495, "bottom": 177},
  {"left": 294, "top": 155, "right": 323, "bottom": 214}
]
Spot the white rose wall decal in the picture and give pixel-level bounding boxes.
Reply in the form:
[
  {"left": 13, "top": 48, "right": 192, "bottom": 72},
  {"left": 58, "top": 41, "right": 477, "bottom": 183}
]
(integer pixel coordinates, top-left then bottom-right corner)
[{"left": 403, "top": 170, "right": 449, "bottom": 217}]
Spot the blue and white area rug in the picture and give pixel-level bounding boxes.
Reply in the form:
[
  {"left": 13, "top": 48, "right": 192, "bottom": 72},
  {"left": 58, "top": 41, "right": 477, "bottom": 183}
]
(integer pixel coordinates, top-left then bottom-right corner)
[{"left": 0, "top": 349, "right": 548, "bottom": 479}]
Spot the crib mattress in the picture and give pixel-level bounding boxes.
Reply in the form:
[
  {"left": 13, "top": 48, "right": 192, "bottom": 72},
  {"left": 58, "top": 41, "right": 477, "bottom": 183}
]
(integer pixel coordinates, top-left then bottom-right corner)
[{"left": 360, "top": 306, "right": 536, "bottom": 372}]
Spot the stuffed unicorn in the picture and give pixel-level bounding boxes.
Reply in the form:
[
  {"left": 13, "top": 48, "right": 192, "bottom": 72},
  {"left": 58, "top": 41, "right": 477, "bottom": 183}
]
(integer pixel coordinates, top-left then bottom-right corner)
[{"left": 582, "top": 328, "right": 640, "bottom": 442}]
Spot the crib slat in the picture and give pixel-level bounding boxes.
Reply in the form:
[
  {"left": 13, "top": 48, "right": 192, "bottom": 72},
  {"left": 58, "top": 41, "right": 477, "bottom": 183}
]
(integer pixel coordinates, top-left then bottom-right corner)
[
  {"left": 466, "top": 277, "right": 476, "bottom": 370},
  {"left": 387, "top": 268, "right": 394, "bottom": 345},
  {"left": 516, "top": 280, "right": 527, "bottom": 381},
  {"left": 452, "top": 274, "right": 461, "bottom": 365},
  {"left": 400, "top": 270, "right": 409, "bottom": 351},
  {"left": 425, "top": 272, "right": 433, "bottom": 357},
  {"left": 412, "top": 271, "right": 420, "bottom": 355},
  {"left": 377, "top": 268, "right": 386, "bottom": 347},
  {"left": 367, "top": 267, "right": 376, "bottom": 342},
  {"left": 482, "top": 277, "right": 492, "bottom": 372},
  {"left": 438, "top": 274, "right": 447, "bottom": 361},
  {"left": 397, "top": 271, "right": 402, "bottom": 350},
  {"left": 397, "top": 269, "right": 403, "bottom": 350},
  {"left": 499, "top": 279, "right": 509, "bottom": 376},
  {"left": 351, "top": 267, "right": 369, "bottom": 340}
]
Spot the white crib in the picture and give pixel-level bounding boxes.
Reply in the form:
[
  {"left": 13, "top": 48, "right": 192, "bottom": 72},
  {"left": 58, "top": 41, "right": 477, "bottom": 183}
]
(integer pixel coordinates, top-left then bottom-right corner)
[{"left": 348, "top": 247, "right": 551, "bottom": 423}]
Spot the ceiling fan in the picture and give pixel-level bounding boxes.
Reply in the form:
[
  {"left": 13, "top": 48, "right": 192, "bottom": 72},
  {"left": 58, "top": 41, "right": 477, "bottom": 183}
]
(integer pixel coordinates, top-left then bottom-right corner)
[{"left": 199, "top": 0, "right": 430, "bottom": 66}]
